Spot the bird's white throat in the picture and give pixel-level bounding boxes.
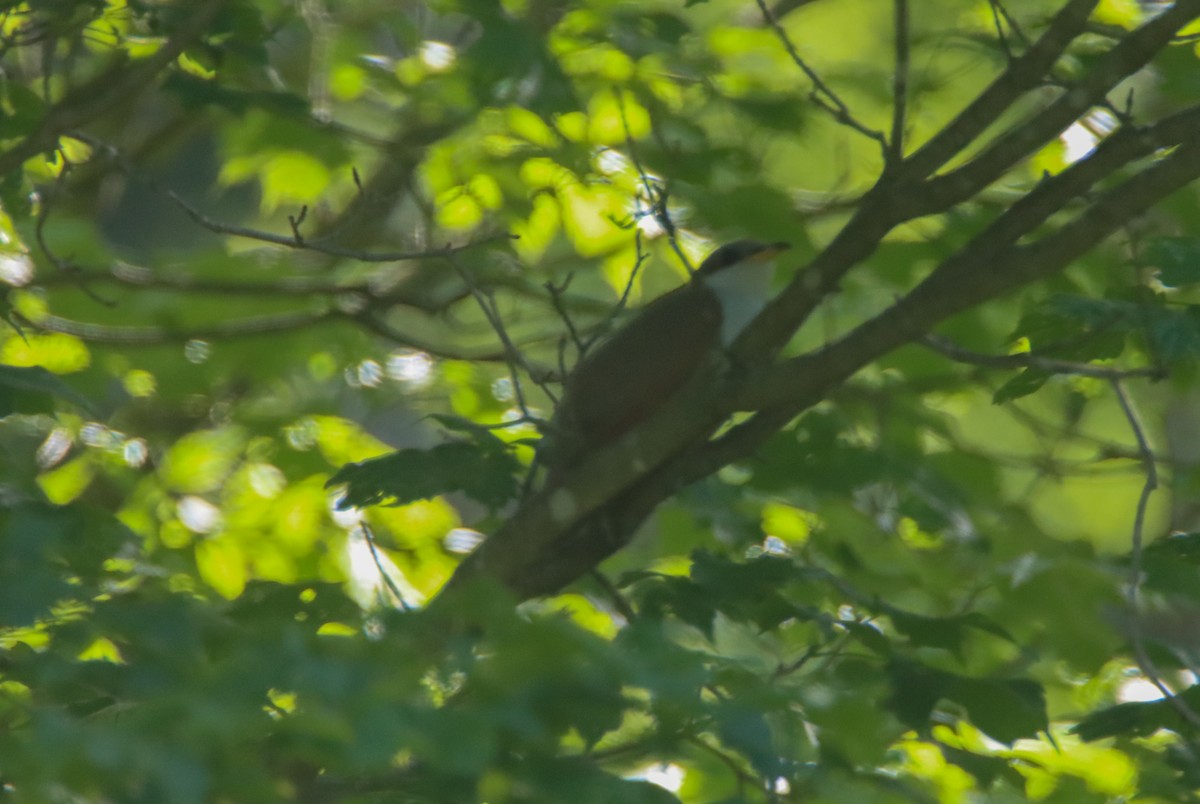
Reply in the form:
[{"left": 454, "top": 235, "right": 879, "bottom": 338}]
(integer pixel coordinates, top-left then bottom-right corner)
[{"left": 702, "top": 258, "right": 776, "bottom": 345}]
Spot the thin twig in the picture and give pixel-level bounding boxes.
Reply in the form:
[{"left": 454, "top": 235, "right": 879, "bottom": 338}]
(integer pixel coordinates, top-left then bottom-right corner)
[
  {"left": 987, "top": 0, "right": 1030, "bottom": 60},
  {"left": 545, "top": 275, "right": 587, "bottom": 354},
  {"left": 34, "top": 261, "right": 392, "bottom": 299},
  {"left": 287, "top": 205, "right": 308, "bottom": 243},
  {"left": 922, "top": 334, "right": 1167, "bottom": 380},
  {"left": 988, "top": 0, "right": 1015, "bottom": 60},
  {"left": 73, "top": 132, "right": 515, "bottom": 263},
  {"left": 614, "top": 231, "right": 650, "bottom": 317},
  {"left": 168, "top": 187, "right": 512, "bottom": 262},
  {"left": 361, "top": 523, "right": 412, "bottom": 611},
  {"left": 754, "top": 0, "right": 888, "bottom": 157},
  {"left": 1111, "top": 379, "right": 1200, "bottom": 730},
  {"left": 683, "top": 734, "right": 760, "bottom": 794},
  {"left": 615, "top": 87, "right": 658, "bottom": 214},
  {"left": 15, "top": 308, "right": 334, "bottom": 344},
  {"left": 583, "top": 232, "right": 651, "bottom": 355},
  {"left": 888, "top": 0, "right": 910, "bottom": 167},
  {"left": 449, "top": 254, "right": 556, "bottom": 416},
  {"left": 33, "top": 162, "right": 114, "bottom": 307},
  {"left": 614, "top": 89, "right": 692, "bottom": 274},
  {"left": 992, "top": 0, "right": 1030, "bottom": 47},
  {"left": 588, "top": 570, "right": 638, "bottom": 623},
  {"left": 352, "top": 312, "right": 527, "bottom": 363}
]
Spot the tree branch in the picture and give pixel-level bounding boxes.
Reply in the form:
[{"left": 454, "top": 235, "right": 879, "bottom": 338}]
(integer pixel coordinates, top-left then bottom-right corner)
[
  {"left": 920, "top": 335, "right": 1165, "bottom": 380},
  {"left": 444, "top": 134, "right": 1200, "bottom": 600},
  {"left": 0, "top": 0, "right": 227, "bottom": 176},
  {"left": 911, "top": 0, "right": 1200, "bottom": 216},
  {"left": 888, "top": 0, "right": 910, "bottom": 166},
  {"left": 1111, "top": 380, "right": 1200, "bottom": 729},
  {"left": 900, "top": 0, "right": 1099, "bottom": 181},
  {"left": 754, "top": 0, "right": 887, "bottom": 154},
  {"left": 165, "top": 187, "right": 514, "bottom": 263},
  {"left": 741, "top": 136, "right": 1200, "bottom": 412},
  {"left": 436, "top": 2, "right": 1200, "bottom": 602}
]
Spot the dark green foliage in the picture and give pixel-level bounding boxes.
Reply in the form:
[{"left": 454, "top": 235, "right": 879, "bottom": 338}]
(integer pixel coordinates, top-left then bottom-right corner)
[
  {"left": 328, "top": 430, "right": 522, "bottom": 511},
  {"left": 2, "top": 0, "right": 1200, "bottom": 800},
  {"left": 1073, "top": 686, "right": 1200, "bottom": 742}
]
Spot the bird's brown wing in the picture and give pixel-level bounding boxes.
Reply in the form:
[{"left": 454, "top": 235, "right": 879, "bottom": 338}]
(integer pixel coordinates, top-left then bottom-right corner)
[{"left": 550, "top": 283, "right": 721, "bottom": 466}]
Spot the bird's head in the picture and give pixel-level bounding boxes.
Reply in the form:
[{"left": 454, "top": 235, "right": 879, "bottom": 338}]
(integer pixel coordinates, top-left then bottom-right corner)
[
  {"left": 695, "top": 239, "right": 791, "bottom": 279},
  {"left": 695, "top": 239, "right": 790, "bottom": 345}
]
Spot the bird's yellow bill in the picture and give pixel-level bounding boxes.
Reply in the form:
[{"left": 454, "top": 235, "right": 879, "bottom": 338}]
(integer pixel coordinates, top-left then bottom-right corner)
[{"left": 749, "top": 242, "right": 791, "bottom": 262}]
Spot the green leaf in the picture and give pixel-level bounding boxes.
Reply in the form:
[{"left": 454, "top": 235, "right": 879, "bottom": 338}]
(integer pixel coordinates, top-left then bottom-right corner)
[
  {"left": 687, "top": 551, "right": 805, "bottom": 631},
  {"left": 712, "top": 702, "right": 781, "bottom": 776},
  {"left": 951, "top": 676, "right": 1047, "bottom": 745},
  {"left": 887, "top": 608, "right": 1015, "bottom": 654},
  {"left": 327, "top": 440, "right": 521, "bottom": 511},
  {"left": 0, "top": 81, "right": 46, "bottom": 140},
  {"left": 939, "top": 744, "right": 1023, "bottom": 788},
  {"left": 887, "top": 660, "right": 950, "bottom": 730},
  {"left": 992, "top": 367, "right": 1051, "bottom": 404},
  {"left": 1147, "top": 237, "right": 1200, "bottom": 287},
  {"left": 1073, "top": 686, "right": 1200, "bottom": 741},
  {"left": 1147, "top": 308, "right": 1200, "bottom": 363},
  {"left": 887, "top": 660, "right": 1047, "bottom": 744},
  {"left": 1145, "top": 532, "right": 1200, "bottom": 562},
  {"left": 0, "top": 502, "right": 133, "bottom": 626},
  {"left": 0, "top": 364, "right": 97, "bottom": 417},
  {"left": 1012, "top": 294, "right": 1138, "bottom": 361}
]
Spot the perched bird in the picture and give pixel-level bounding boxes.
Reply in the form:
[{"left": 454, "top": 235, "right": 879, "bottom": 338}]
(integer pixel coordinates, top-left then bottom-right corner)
[{"left": 547, "top": 239, "right": 789, "bottom": 471}]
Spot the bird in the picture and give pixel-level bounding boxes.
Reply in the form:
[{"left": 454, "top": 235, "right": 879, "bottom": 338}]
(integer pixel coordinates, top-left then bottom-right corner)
[{"left": 545, "top": 239, "right": 790, "bottom": 473}]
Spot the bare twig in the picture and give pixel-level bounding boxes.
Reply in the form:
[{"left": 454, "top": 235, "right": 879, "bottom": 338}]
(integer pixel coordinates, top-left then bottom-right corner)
[
  {"left": 615, "top": 87, "right": 658, "bottom": 215},
  {"left": 754, "top": 0, "right": 888, "bottom": 157},
  {"left": 360, "top": 523, "right": 413, "bottom": 611},
  {"left": 614, "top": 90, "right": 692, "bottom": 274},
  {"left": 545, "top": 275, "right": 586, "bottom": 355},
  {"left": 32, "top": 169, "right": 114, "bottom": 307},
  {"left": 766, "top": 0, "right": 825, "bottom": 20},
  {"left": 583, "top": 232, "right": 651, "bottom": 355},
  {"left": 683, "top": 734, "right": 760, "bottom": 793},
  {"left": 987, "top": 0, "right": 1030, "bottom": 60},
  {"left": 351, "top": 312, "right": 526, "bottom": 363},
  {"left": 449, "top": 254, "right": 556, "bottom": 419},
  {"left": 36, "top": 261, "right": 384, "bottom": 298},
  {"left": 16, "top": 308, "right": 334, "bottom": 344},
  {"left": 1111, "top": 379, "right": 1200, "bottom": 730},
  {"left": 988, "top": 0, "right": 1015, "bottom": 61},
  {"left": 287, "top": 206, "right": 308, "bottom": 243},
  {"left": 588, "top": 570, "right": 638, "bottom": 623},
  {"left": 167, "top": 187, "right": 512, "bottom": 263},
  {"left": 71, "top": 132, "right": 515, "bottom": 264},
  {"left": 900, "top": 0, "right": 1099, "bottom": 182},
  {"left": 922, "top": 334, "right": 1166, "bottom": 381},
  {"left": 888, "top": 0, "right": 910, "bottom": 167}
]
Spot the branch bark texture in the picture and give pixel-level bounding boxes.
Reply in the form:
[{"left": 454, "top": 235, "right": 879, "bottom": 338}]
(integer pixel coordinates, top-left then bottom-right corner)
[{"left": 441, "top": 1, "right": 1200, "bottom": 602}]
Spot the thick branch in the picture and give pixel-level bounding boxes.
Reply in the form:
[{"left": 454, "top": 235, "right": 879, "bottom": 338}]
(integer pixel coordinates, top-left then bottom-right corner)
[
  {"left": 437, "top": 2, "right": 1200, "bottom": 602},
  {"left": 447, "top": 134, "right": 1200, "bottom": 601},
  {"left": 900, "top": 0, "right": 1099, "bottom": 181},
  {"left": 911, "top": 0, "right": 1200, "bottom": 215},
  {"left": 730, "top": 0, "right": 1124, "bottom": 363},
  {"left": 443, "top": 356, "right": 734, "bottom": 597},
  {"left": 742, "top": 136, "right": 1200, "bottom": 412}
]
